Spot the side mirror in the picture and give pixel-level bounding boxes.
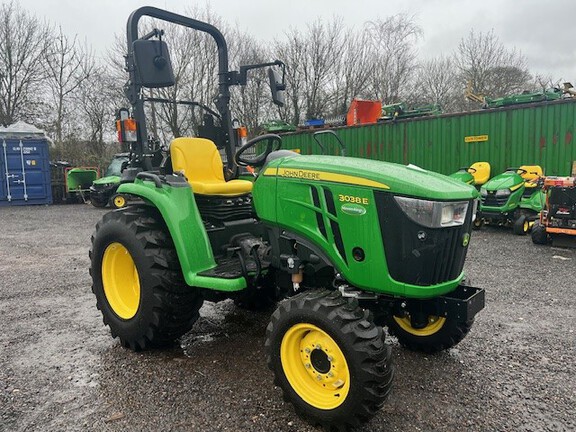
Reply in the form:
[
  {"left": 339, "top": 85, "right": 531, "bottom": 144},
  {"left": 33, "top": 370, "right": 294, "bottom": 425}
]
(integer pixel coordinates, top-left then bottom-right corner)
[
  {"left": 132, "top": 39, "right": 175, "bottom": 88},
  {"left": 268, "top": 67, "right": 286, "bottom": 107}
]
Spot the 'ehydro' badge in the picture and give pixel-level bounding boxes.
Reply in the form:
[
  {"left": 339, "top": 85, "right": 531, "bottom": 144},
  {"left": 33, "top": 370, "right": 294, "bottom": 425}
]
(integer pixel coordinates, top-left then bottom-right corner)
[{"left": 341, "top": 203, "right": 366, "bottom": 216}]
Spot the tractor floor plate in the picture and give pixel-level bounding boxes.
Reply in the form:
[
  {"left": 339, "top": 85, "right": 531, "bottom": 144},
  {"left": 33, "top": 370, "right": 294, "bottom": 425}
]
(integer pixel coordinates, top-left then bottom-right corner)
[{"left": 198, "top": 255, "right": 256, "bottom": 279}]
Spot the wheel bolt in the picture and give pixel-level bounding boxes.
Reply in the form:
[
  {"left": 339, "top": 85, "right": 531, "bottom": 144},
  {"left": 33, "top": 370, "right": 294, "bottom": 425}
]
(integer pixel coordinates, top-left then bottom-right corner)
[
  {"left": 305, "top": 363, "right": 311, "bottom": 369},
  {"left": 327, "top": 356, "right": 333, "bottom": 362},
  {"left": 316, "top": 374, "right": 322, "bottom": 381},
  {"left": 328, "top": 372, "right": 334, "bottom": 378},
  {"left": 304, "top": 348, "right": 311, "bottom": 354},
  {"left": 316, "top": 344, "right": 322, "bottom": 350}
]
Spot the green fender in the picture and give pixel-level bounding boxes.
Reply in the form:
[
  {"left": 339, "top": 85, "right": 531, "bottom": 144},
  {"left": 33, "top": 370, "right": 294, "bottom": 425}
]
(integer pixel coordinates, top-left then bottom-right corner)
[{"left": 118, "top": 179, "right": 247, "bottom": 291}]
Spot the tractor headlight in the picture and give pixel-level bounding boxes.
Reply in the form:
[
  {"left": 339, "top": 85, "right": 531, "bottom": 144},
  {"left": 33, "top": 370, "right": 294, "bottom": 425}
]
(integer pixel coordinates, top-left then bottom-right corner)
[
  {"left": 394, "top": 196, "right": 469, "bottom": 228},
  {"left": 495, "top": 189, "right": 511, "bottom": 198},
  {"left": 480, "top": 187, "right": 488, "bottom": 197}
]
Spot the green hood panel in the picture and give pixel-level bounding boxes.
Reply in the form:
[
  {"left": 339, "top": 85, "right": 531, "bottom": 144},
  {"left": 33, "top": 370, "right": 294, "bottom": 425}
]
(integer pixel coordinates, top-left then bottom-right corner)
[
  {"left": 267, "top": 156, "right": 478, "bottom": 200},
  {"left": 93, "top": 175, "right": 121, "bottom": 185},
  {"left": 483, "top": 171, "right": 523, "bottom": 191}
]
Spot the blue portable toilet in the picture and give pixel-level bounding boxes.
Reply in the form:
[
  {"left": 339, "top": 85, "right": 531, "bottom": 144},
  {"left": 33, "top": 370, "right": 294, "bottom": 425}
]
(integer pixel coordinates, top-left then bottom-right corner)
[{"left": 0, "top": 121, "right": 53, "bottom": 206}]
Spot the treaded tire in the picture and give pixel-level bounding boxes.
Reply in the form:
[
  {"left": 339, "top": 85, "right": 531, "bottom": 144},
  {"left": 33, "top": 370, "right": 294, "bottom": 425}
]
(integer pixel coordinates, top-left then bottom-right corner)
[
  {"left": 387, "top": 315, "right": 473, "bottom": 354},
  {"left": 531, "top": 220, "right": 549, "bottom": 245},
  {"left": 266, "top": 290, "right": 393, "bottom": 431},
  {"left": 89, "top": 205, "right": 203, "bottom": 351},
  {"left": 472, "top": 217, "right": 484, "bottom": 230},
  {"left": 90, "top": 196, "right": 108, "bottom": 208},
  {"left": 513, "top": 215, "right": 528, "bottom": 235}
]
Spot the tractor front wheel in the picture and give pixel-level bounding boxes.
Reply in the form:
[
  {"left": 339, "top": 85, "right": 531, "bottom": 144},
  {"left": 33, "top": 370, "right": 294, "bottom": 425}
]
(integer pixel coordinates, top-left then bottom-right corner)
[
  {"left": 90, "top": 205, "right": 203, "bottom": 350},
  {"left": 513, "top": 215, "right": 530, "bottom": 235},
  {"left": 110, "top": 193, "right": 127, "bottom": 209},
  {"left": 266, "top": 290, "right": 393, "bottom": 430},
  {"left": 387, "top": 313, "right": 473, "bottom": 353},
  {"left": 472, "top": 217, "right": 484, "bottom": 230}
]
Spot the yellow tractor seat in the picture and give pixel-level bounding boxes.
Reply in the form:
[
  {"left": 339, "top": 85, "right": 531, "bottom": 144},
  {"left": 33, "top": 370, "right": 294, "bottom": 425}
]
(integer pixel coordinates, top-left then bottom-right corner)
[
  {"left": 469, "top": 161, "right": 491, "bottom": 185},
  {"left": 170, "top": 137, "right": 253, "bottom": 196},
  {"left": 519, "top": 165, "right": 543, "bottom": 188}
]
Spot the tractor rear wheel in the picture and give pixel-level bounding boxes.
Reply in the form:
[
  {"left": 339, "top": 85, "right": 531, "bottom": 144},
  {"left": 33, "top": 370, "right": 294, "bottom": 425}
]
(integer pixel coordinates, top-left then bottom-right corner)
[
  {"left": 531, "top": 220, "right": 549, "bottom": 245},
  {"left": 387, "top": 313, "right": 473, "bottom": 353},
  {"left": 266, "top": 290, "right": 393, "bottom": 430},
  {"left": 89, "top": 205, "right": 203, "bottom": 350},
  {"left": 90, "top": 195, "right": 108, "bottom": 208}
]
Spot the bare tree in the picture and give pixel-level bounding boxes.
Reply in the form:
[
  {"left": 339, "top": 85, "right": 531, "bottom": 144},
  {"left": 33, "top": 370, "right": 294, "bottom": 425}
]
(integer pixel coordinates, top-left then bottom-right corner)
[
  {"left": 0, "top": 1, "right": 51, "bottom": 126},
  {"left": 274, "top": 18, "right": 344, "bottom": 124},
  {"left": 43, "top": 26, "right": 96, "bottom": 143},
  {"left": 365, "top": 14, "right": 422, "bottom": 104},
  {"left": 330, "top": 28, "right": 373, "bottom": 115},
  {"left": 229, "top": 29, "right": 271, "bottom": 133},
  {"left": 410, "top": 56, "right": 461, "bottom": 112},
  {"left": 454, "top": 29, "right": 531, "bottom": 99}
]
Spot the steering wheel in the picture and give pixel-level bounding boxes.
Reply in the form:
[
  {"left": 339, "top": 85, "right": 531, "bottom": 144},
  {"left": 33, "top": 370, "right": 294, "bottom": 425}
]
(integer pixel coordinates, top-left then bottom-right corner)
[
  {"left": 505, "top": 167, "right": 527, "bottom": 174},
  {"left": 234, "top": 134, "right": 282, "bottom": 167}
]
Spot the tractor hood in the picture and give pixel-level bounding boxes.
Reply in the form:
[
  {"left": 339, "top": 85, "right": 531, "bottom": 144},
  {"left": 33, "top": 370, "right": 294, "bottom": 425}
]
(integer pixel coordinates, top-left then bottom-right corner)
[
  {"left": 483, "top": 171, "right": 523, "bottom": 192},
  {"left": 265, "top": 155, "right": 478, "bottom": 200},
  {"left": 93, "top": 175, "right": 121, "bottom": 186}
]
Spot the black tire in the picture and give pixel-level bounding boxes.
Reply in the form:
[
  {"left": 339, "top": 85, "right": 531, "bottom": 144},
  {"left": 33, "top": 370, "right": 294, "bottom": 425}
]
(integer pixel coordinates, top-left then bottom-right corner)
[
  {"left": 266, "top": 290, "right": 393, "bottom": 431},
  {"left": 90, "top": 195, "right": 108, "bottom": 208},
  {"left": 387, "top": 314, "right": 473, "bottom": 354},
  {"left": 472, "top": 217, "right": 484, "bottom": 230},
  {"left": 512, "top": 215, "right": 529, "bottom": 235},
  {"left": 531, "top": 220, "right": 549, "bottom": 245},
  {"left": 89, "top": 205, "right": 203, "bottom": 350}
]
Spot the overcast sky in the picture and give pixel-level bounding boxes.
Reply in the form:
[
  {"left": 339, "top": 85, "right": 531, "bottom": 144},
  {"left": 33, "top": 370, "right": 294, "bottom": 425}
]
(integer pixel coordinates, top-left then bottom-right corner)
[{"left": 15, "top": 0, "right": 576, "bottom": 82}]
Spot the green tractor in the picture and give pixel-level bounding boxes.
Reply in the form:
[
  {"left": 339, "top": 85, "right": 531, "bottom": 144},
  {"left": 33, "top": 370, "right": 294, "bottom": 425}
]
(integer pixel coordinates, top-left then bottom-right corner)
[
  {"left": 90, "top": 7, "right": 485, "bottom": 430},
  {"left": 89, "top": 153, "right": 130, "bottom": 208},
  {"left": 478, "top": 165, "right": 545, "bottom": 234}
]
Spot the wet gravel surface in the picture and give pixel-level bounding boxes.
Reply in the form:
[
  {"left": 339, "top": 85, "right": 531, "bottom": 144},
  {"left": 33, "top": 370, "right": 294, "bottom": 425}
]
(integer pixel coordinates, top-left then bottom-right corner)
[{"left": 1, "top": 204, "right": 575, "bottom": 432}]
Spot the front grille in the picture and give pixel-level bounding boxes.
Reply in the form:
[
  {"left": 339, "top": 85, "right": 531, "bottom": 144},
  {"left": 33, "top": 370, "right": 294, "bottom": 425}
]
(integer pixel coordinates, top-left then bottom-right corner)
[
  {"left": 481, "top": 193, "right": 508, "bottom": 207},
  {"left": 375, "top": 192, "right": 473, "bottom": 286}
]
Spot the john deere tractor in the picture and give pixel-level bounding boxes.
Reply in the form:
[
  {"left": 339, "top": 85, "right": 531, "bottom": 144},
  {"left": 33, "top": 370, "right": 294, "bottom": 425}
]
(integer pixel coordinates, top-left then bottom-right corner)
[{"left": 90, "top": 7, "right": 485, "bottom": 430}]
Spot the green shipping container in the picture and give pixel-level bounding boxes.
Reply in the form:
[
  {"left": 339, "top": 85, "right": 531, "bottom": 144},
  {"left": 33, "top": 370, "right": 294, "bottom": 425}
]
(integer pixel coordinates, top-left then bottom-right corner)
[{"left": 279, "top": 99, "right": 576, "bottom": 177}]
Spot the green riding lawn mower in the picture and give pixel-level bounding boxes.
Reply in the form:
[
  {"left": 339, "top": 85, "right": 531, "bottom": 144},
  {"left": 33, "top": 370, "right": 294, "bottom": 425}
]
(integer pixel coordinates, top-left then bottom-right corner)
[
  {"left": 90, "top": 7, "right": 485, "bottom": 430},
  {"left": 89, "top": 153, "right": 130, "bottom": 208},
  {"left": 449, "top": 161, "right": 491, "bottom": 187},
  {"left": 477, "top": 165, "right": 545, "bottom": 235}
]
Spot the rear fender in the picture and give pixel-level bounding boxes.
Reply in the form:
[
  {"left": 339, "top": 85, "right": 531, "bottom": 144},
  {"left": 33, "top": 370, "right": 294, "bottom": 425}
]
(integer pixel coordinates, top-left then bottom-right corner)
[{"left": 117, "top": 179, "right": 217, "bottom": 285}]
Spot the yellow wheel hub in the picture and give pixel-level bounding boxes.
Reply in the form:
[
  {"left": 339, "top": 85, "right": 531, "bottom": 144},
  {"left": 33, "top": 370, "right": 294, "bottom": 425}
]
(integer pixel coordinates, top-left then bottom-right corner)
[
  {"left": 393, "top": 314, "right": 446, "bottom": 337},
  {"left": 113, "top": 195, "right": 126, "bottom": 208},
  {"left": 280, "top": 323, "right": 350, "bottom": 410},
  {"left": 102, "top": 242, "right": 140, "bottom": 319}
]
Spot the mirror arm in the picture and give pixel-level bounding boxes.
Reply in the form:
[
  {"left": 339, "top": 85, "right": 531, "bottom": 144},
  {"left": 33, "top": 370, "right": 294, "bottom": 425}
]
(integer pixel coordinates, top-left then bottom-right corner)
[{"left": 230, "top": 60, "right": 285, "bottom": 86}]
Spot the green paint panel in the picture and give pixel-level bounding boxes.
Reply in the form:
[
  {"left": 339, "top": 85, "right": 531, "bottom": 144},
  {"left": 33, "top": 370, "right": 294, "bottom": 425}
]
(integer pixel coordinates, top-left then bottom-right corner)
[
  {"left": 118, "top": 180, "right": 246, "bottom": 292},
  {"left": 281, "top": 99, "right": 576, "bottom": 177}
]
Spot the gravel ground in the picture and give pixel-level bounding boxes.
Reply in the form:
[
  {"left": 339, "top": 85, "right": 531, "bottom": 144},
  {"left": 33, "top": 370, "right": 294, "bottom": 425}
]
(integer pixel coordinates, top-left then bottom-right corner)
[{"left": 0, "top": 204, "right": 575, "bottom": 432}]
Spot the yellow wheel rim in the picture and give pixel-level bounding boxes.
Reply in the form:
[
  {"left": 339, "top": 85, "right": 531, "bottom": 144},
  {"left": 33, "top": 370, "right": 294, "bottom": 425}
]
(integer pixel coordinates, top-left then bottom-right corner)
[
  {"left": 113, "top": 195, "right": 126, "bottom": 208},
  {"left": 280, "top": 323, "right": 350, "bottom": 410},
  {"left": 523, "top": 220, "right": 530, "bottom": 232},
  {"left": 102, "top": 242, "right": 140, "bottom": 319},
  {"left": 393, "top": 315, "right": 446, "bottom": 337}
]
